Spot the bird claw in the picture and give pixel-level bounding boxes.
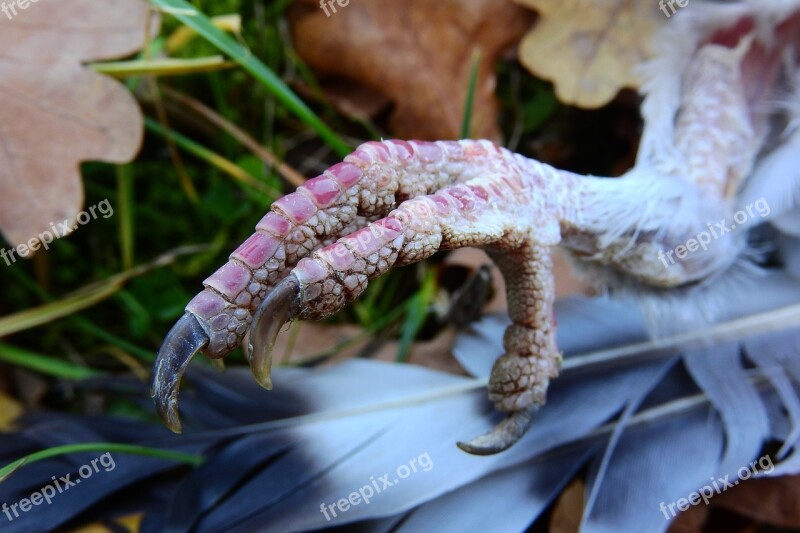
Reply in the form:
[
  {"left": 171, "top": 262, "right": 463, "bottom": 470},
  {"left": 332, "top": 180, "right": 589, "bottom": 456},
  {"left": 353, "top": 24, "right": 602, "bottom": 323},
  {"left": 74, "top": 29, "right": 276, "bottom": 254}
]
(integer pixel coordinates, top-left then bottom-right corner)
[
  {"left": 151, "top": 313, "right": 209, "bottom": 434},
  {"left": 150, "top": 276, "right": 300, "bottom": 433},
  {"left": 245, "top": 274, "right": 301, "bottom": 390},
  {"left": 456, "top": 406, "right": 536, "bottom": 455},
  {"left": 152, "top": 139, "right": 565, "bottom": 454}
]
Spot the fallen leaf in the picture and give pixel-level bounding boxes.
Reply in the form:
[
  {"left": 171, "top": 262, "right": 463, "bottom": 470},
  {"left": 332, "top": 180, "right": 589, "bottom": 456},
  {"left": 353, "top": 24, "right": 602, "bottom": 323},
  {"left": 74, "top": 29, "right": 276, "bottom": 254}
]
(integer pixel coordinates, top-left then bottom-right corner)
[
  {"left": 0, "top": 0, "right": 155, "bottom": 253},
  {"left": 273, "top": 321, "right": 368, "bottom": 365},
  {"left": 0, "top": 391, "right": 22, "bottom": 430},
  {"left": 712, "top": 474, "right": 800, "bottom": 528},
  {"left": 550, "top": 478, "right": 585, "bottom": 533},
  {"left": 445, "top": 247, "right": 592, "bottom": 314},
  {"left": 274, "top": 320, "right": 466, "bottom": 376},
  {"left": 515, "top": 0, "right": 662, "bottom": 108},
  {"left": 303, "top": 78, "right": 392, "bottom": 123},
  {"left": 667, "top": 502, "right": 708, "bottom": 533},
  {"left": 383, "top": 327, "right": 465, "bottom": 376},
  {"left": 63, "top": 513, "right": 142, "bottom": 533},
  {"left": 289, "top": 0, "right": 534, "bottom": 140}
]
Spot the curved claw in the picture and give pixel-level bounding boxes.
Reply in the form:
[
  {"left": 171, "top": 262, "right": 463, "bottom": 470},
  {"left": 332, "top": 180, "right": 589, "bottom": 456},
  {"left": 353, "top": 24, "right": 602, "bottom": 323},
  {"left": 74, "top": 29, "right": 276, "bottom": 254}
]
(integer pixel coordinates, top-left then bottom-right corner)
[
  {"left": 151, "top": 313, "right": 209, "bottom": 434},
  {"left": 456, "top": 406, "right": 536, "bottom": 455},
  {"left": 246, "top": 274, "right": 301, "bottom": 390}
]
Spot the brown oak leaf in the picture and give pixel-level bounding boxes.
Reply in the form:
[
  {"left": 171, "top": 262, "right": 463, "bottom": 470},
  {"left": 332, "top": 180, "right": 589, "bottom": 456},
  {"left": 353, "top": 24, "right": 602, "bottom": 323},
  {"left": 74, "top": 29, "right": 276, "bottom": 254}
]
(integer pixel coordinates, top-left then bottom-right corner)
[
  {"left": 0, "top": 0, "right": 155, "bottom": 255},
  {"left": 289, "top": 0, "right": 534, "bottom": 141},
  {"left": 515, "top": 0, "right": 663, "bottom": 108},
  {"left": 712, "top": 474, "right": 800, "bottom": 528}
]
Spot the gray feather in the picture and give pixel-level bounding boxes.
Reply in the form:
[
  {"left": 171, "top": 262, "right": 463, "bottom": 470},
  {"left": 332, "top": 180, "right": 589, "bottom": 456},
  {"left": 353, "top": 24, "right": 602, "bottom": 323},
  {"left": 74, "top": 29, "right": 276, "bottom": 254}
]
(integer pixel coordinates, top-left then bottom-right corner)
[
  {"left": 582, "top": 408, "right": 724, "bottom": 533},
  {"left": 683, "top": 343, "right": 769, "bottom": 478}
]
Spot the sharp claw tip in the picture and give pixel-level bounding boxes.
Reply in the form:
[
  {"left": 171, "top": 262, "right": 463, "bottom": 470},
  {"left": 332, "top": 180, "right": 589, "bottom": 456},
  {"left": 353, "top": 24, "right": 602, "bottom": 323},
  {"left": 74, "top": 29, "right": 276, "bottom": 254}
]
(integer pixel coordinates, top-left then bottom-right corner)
[
  {"left": 154, "top": 390, "right": 184, "bottom": 434},
  {"left": 247, "top": 274, "right": 301, "bottom": 394},
  {"left": 161, "top": 406, "right": 183, "bottom": 434},
  {"left": 455, "top": 439, "right": 509, "bottom": 456},
  {"left": 252, "top": 368, "right": 273, "bottom": 390},
  {"left": 166, "top": 420, "right": 183, "bottom": 435},
  {"left": 456, "top": 406, "right": 537, "bottom": 456},
  {"left": 151, "top": 313, "right": 208, "bottom": 435}
]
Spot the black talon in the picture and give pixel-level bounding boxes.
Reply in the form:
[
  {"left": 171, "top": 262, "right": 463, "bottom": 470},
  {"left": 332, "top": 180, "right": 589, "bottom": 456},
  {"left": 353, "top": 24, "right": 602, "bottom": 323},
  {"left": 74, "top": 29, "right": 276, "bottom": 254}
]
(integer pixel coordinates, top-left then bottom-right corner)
[
  {"left": 456, "top": 406, "right": 536, "bottom": 455},
  {"left": 246, "top": 274, "right": 301, "bottom": 390},
  {"left": 151, "top": 313, "right": 209, "bottom": 434}
]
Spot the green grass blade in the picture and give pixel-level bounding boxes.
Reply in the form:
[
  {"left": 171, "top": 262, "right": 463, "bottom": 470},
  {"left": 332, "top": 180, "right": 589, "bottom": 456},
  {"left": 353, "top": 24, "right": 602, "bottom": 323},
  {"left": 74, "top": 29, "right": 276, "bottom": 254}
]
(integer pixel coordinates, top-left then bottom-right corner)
[
  {"left": 0, "top": 245, "right": 211, "bottom": 338},
  {"left": 0, "top": 443, "right": 204, "bottom": 482},
  {"left": 396, "top": 268, "right": 437, "bottom": 362},
  {"left": 0, "top": 279, "right": 123, "bottom": 338},
  {"left": 460, "top": 48, "right": 482, "bottom": 139},
  {"left": 144, "top": 117, "right": 280, "bottom": 200},
  {"left": 0, "top": 343, "right": 101, "bottom": 380},
  {"left": 116, "top": 164, "right": 135, "bottom": 270},
  {"left": 70, "top": 317, "right": 156, "bottom": 362},
  {"left": 90, "top": 56, "right": 234, "bottom": 77},
  {"left": 5, "top": 267, "right": 156, "bottom": 362},
  {"left": 165, "top": 14, "right": 241, "bottom": 53},
  {"left": 149, "top": 0, "right": 351, "bottom": 157}
]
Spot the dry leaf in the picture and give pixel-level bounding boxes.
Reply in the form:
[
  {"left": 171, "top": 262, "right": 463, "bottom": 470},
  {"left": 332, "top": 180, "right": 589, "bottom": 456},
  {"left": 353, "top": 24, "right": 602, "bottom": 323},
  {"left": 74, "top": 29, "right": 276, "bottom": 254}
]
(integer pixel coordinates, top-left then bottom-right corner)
[
  {"left": 63, "top": 513, "right": 142, "bottom": 533},
  {"left": 515, "top": 0, "right": 662, "bottom": 108},
  {"left": 550, "top": 478, "right": 585, "bottom": 533},
  {"left": 274, "top": 321, "right": 465, "bottom": 376},
  {"left": 445, "top": 248, "right": 591, "bottom": 314},
  {"left": 712, "top": 474, "right": 800, "bottom": 528},
  {"left": 381, "top": 328, "right": 465, "bottom": 376},
  {"left": 0, "top": 0, "right": 154, "bottom": 253},
  {"left": 309, "top": 78, "right": 392, "bottom": 123},
  {"left": 667, "top": 502, "right": 708, "bottom": 533},
  {"left": 289, "top": 0, "right": 534, "bottom": 140},
  {"left": 272, "top": 321, "right": 368, "bottom": 365},
  {"left": 0, "top": 391, "right": 22, "bottom": 430}
]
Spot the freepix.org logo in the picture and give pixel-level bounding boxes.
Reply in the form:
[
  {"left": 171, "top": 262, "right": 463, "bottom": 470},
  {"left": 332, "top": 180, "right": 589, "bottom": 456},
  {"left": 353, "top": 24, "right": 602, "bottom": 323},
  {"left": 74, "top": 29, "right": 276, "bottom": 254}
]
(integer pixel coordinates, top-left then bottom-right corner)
[
  {"left": 319, "top": 0, "right": 350, "bottom": 17},
  {"left": 2, "top": 453, "right": 116, "bottom": 523},
  {"left": 0, "top": 0, "right": 40, "bottom": 20},
  {"left": 0, "top": 199, "right": 114, "bottom": 266},
  {"left": 657, "top": 197, "right": 770, "bottom": 269},
  {"left": 319, "top": 452, "right": 434, "bottom": 522}
]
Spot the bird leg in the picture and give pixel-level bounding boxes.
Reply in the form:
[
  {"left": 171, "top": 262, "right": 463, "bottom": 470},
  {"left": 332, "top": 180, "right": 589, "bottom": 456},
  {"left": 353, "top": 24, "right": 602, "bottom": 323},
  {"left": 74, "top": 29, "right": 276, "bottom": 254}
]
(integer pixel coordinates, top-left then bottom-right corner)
[
  {"left": 243, "top": 156, "right": 566, "bottom": 454},
  {"left": 152, "top": 138, "right": 742, "bottom": 451},
  {"left": 153, "top": 7, "right": 800, "bottom": 454},
  {"left": 152, "top": 140, "right": 563, "bottom": 435},
  {"left": 153, "top": 140, "right": 581, "bottom": 448}
]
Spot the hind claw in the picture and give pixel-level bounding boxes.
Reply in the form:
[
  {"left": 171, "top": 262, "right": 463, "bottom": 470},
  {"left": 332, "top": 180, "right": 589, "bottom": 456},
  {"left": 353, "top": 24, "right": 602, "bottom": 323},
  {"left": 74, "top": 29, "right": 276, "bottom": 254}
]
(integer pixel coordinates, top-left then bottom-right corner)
[
  {"left": 151, "top": 313, "right": 209, "bottom": 434},
  {"left": 456, "top": 406, "right": 536, "bottom": 455}
]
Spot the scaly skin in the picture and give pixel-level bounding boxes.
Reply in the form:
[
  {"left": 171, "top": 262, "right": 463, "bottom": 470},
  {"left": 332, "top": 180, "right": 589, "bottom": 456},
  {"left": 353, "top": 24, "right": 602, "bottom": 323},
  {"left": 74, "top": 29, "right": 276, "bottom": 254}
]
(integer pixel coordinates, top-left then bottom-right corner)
[
  {"left": 152, "top": 137, "right": 738, "bottom": 453},
  {"left": 153, "top": 7, "right": 800, "bottom": 454}
]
